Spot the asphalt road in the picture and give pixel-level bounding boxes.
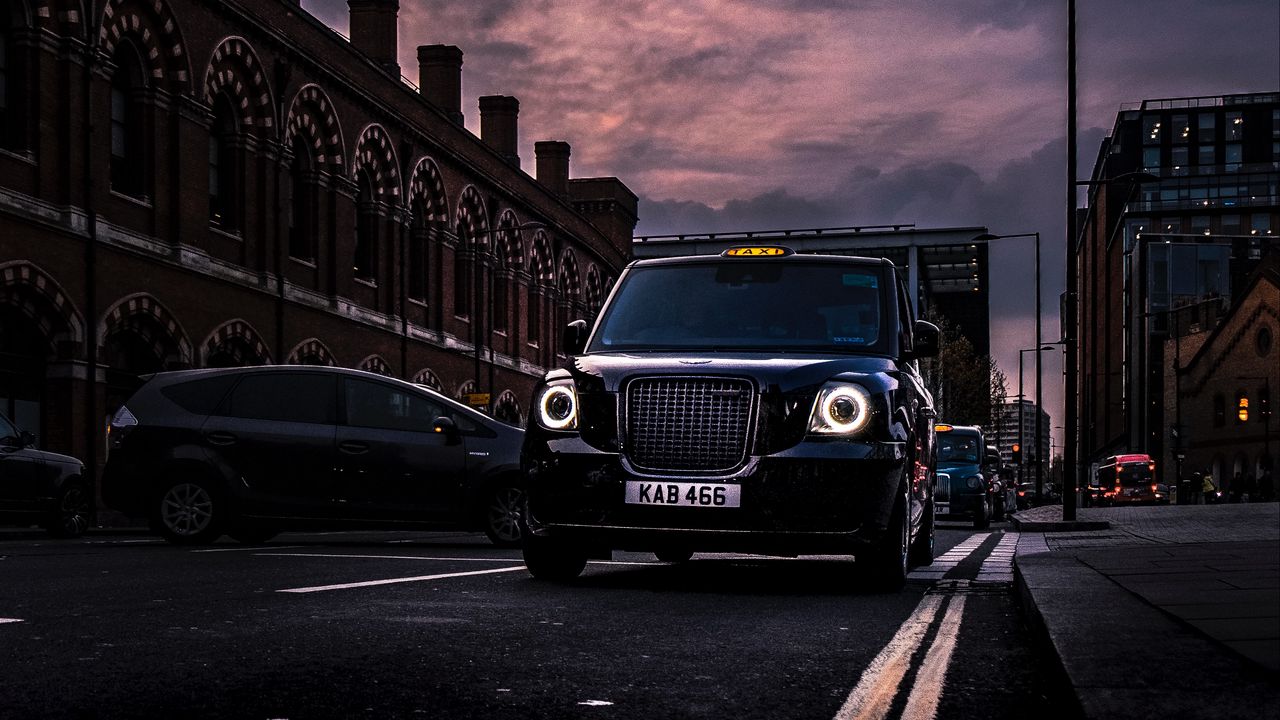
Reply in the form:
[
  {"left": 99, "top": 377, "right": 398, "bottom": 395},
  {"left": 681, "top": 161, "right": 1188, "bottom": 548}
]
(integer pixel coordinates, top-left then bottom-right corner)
[{"left": 0, "top": 522, "right": 1066, "bottom": 719}]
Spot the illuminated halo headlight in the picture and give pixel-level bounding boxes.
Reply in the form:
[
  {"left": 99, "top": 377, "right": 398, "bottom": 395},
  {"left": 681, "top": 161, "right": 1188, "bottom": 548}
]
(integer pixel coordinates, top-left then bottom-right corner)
[
  {"left": 536, "top": 381, "right": 578, "bottom": 430},
  {"left": 808, "top": 383, "right": 872, "bottom": 435}
]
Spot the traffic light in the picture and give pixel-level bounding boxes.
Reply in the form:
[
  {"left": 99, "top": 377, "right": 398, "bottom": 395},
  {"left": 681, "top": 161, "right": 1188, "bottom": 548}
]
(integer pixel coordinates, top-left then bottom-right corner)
[{"left": 1011, "top": 443, "right": 1022, "bottom": 464}]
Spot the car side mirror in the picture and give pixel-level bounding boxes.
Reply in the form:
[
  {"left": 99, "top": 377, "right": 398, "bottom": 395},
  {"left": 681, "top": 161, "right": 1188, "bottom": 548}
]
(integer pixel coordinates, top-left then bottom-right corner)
[
  {"left": 911, "top": 320, "right": 940, "bottom": 359},
  {"left": 431, "top": 416, "right": 461, "bottom": 444},
  {"left": 562, "top": 319, "right": 589, "bottom": 357}
]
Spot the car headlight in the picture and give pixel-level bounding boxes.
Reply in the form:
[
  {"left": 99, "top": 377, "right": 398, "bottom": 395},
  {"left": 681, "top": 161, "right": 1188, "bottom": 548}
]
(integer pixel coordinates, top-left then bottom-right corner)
[
  {"left": 965, "top": 475, "right": 982, "bottom": 489},
  {"left": 808, "top": 383, "right": 872, "bottom": 435},
  {"left": 535, "top": 380, "right": 578, "bottom": 430}
]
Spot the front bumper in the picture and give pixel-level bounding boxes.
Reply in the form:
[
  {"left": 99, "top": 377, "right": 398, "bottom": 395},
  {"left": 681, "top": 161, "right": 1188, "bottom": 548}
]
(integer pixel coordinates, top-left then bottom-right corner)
[
  {"left": 936, "top": 492, "right": 985, "bottom": 519},
  {"left": 523, "top": 435, "right": 908, "bottom": 554}
]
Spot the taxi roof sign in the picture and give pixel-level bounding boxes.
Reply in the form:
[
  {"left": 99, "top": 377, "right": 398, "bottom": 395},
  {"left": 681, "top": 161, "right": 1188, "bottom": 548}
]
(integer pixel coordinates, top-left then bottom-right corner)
[
  {"left": 934, "top": 424, "right": 953, "bottom": 432},
  {"left": 722, "top": 246, "right": 793, "bottom": 257}
]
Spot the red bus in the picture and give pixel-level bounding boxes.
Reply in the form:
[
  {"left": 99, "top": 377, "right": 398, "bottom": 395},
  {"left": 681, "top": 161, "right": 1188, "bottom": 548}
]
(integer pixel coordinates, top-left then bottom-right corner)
[{"left": 1092, "top": 454, "right": 1166, "bottom": 506}]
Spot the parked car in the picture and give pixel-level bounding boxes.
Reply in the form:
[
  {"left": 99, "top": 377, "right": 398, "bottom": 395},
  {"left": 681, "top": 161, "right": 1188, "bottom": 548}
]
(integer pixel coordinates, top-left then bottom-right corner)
[
  {"left": 933, "top": 424, "right": 1001, "bottom": 528},
  {"left": 520, "top": 245, "right": 940, "bottom": 590},
  {"left": 101, "top": 366, "right": 525, "bottom": 545},
  {"left": 0, "top": 411, "right": 92, "bottom": 537},
  {"left": 1015, "top": 482, "right": 1039, "bottom": 510}
]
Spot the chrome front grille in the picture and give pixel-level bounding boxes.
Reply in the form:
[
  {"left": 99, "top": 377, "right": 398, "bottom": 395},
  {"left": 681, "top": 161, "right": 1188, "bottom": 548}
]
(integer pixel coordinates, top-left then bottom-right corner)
[{"left": 624, "top": 377, "right": 754, "bottom": 473}]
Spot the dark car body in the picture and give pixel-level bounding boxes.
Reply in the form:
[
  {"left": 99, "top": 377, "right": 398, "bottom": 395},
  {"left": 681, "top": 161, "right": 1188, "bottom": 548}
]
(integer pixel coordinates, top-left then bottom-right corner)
[
  {"left": 0, "top": 412, "right": 91, "bottom": 536},
  {"left": 521, "top": 248, "right": 939, "bottom": 588},
  {"left": 101, "top": 366, "right": 525, "bottom": 545},
  {"left": 932, "top": 425, "right": 999, "bottom": 528}
]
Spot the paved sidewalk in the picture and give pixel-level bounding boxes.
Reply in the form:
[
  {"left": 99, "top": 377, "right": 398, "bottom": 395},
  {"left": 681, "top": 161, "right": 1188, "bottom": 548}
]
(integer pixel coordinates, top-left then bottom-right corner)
[{"left": 1013, "top": 502, "right": 1280, "bottom": 719}]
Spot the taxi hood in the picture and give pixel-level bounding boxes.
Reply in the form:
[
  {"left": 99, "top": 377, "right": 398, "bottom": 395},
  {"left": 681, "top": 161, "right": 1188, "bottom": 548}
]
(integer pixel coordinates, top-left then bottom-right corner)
[{"left": 563, "top": 351, "right": 901, "bottom": 394}]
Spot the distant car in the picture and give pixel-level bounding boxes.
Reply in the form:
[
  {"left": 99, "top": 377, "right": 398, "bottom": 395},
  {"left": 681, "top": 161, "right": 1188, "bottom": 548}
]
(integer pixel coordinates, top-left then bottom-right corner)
[
  {"left": 101, "top": 366, "right": 525, "bottom": 546},
  {"left": 933, "top": 424, "right": 1001, "bottom": 528},
  {"left": 0, "top": 411, "right": 92, "bottom": 537},
  {"left": 1015, "top": 482, "right": 1038, "bottom": 510}
]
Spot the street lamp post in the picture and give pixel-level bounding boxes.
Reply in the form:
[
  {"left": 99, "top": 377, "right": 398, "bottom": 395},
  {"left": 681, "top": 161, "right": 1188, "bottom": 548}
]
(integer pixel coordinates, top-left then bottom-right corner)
[
  {"left": 975, "top": 231, "right": 1045, "bottom": 501},
  {"left": 1019, "top": 345, "right": 1055, "bottom": 502}
]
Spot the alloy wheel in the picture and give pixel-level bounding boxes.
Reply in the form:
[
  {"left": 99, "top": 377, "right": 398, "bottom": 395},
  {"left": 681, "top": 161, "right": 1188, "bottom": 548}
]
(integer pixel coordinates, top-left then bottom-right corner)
[
  {"left": 485, "top": 487, "right": 525, "bottom": 546},
  {"left": 161, "top": 483, "right": 215, "bottom": 537}
]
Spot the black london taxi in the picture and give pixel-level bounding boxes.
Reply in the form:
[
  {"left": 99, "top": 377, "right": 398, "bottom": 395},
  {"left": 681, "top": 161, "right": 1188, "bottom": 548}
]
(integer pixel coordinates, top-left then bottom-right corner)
[
  {"left": 932, "top": 424, "right": 1002, "bottom": 528},
  {"left": 520, "top": 246, "right": 940, "bottom": 590}
]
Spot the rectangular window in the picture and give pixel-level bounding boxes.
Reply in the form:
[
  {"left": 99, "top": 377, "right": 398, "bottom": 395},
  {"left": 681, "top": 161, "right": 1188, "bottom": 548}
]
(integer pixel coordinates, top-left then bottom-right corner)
[
  {"left": 1226, "top": 111, "right": 1242, "bottom": 141},
  {"left": 1198, "top": 113, "right": 1215, "bottom": 143},
  {"left": 1253, "top": 214, "right": 1272, "bottom": 235},
  {"left": 222, "top": 373, "right": 335, "bottom": 424},
  {"left": 1197, "top": 145, "right": 1215, "bottom": 167},
  {"left": 1225, "top": 144, "right": 1242, "bottom": 171},
  {"left": 1142, "top": 147, "right": 1160, "bottom": 172},
  {"left": 1191, "top": 215, "right": 1210, "bottom": 236},
  {"left": 1173, "top": 114, "right": 1189, "bottom": 143},
  {"left": 1221, "top": 214, "right": 1242, "bottom": 234},
  {"left": 1171, "top": 146, "right": 1188, "bottom": 175},
  {"left": 1273, "top": 109, "right": 1280, "bottom": 138},
  {"left": 1143, "top": 115, "right": 1162, "bottom": 145}
]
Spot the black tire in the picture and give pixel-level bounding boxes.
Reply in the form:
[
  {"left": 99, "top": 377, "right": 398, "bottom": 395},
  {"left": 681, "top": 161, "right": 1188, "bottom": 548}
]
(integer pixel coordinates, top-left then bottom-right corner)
[
  {"left": 654, "top": 549, "right": 695, "bottom": 564},
  {"left": 483, "top": 485, "right": 525, "bottom": 547},
  {"left": 154, "top": 476, "right": 224, "bottom": 545},
  {"left": 227, "top": 524, "right": 279, "bottom": 544},
  {"left": 908, "top": 500, "right": 935, "bottom": 568},
  {"left": 860, "top": 485, "right": 910, "bottom": 591},
  {"left": 522, "top": 535, "right": 587, "bottom": 582},
  {"left": 973, "top": 497, "right": 991, "bottom": 529},
  {"left": 46, "top": 482, "right": 92, "bottom": 538}
]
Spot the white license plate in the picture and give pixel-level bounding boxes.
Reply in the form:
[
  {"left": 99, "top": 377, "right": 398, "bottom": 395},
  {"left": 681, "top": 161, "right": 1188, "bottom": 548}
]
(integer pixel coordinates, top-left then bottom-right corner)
[{"left": 624, "top": 481, "right": 741, "bottom": 508}]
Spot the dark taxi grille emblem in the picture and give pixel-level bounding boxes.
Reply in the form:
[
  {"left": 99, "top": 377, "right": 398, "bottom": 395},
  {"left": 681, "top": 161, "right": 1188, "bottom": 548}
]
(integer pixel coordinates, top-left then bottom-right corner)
[{"left": 625, "top": 377, "right": 753, "bottom": 472}]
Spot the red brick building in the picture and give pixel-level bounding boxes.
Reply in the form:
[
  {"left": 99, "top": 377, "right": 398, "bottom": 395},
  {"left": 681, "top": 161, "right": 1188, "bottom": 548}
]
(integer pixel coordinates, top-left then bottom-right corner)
[{"left": 0, "top": 0, "right": 637, "bottom": 495}]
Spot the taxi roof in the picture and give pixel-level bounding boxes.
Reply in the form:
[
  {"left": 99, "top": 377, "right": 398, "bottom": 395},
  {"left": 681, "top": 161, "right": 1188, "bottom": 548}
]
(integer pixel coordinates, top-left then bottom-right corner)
[{"left": 627, "top": 251, "right": 895, "bottom": 270}]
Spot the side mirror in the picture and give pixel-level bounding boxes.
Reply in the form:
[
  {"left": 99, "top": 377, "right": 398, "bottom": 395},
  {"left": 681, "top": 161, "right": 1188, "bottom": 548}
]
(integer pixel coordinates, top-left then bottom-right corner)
[
  {"left": 431, "top": 416, "right": 461, "bottom": 444},
  {"left": 911, "top": 320, "right": 940, "bottom": 359},
  {"left": 20, "top": 431, "right": 36, "bottom": 448},
  {"left": 562, "top": 319, "right": 589, "bottom": 357}
]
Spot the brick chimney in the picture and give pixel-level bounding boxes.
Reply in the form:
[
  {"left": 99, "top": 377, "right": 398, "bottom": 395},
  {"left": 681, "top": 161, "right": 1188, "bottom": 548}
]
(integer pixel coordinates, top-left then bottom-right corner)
[
  {"left": 348, "top": 0, "right": 400, "bottom": 75},
  {"left": 417, "top": 45, "right": 464, "bottom": 126},
  {"left": 479, "top": 95, "right": 520, "bottom": 167},
  {"left": 535, "top": 141, "right": 571, "bottom": 197}
]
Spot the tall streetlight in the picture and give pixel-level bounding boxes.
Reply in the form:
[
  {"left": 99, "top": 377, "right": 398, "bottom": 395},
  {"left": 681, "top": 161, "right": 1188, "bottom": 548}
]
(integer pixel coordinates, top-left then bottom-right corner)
[
  {"left": 466, "top": 221, "right": 547, "bottom": 413},
  {"left": 975, "top": 231, "right": 1044, "bottom": 505}
]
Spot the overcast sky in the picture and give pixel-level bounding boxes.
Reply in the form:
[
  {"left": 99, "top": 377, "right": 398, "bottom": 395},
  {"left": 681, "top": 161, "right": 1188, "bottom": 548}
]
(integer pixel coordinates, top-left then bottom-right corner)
[{"left": 309, "top": 0, "right": 1279, "bottom": 448}]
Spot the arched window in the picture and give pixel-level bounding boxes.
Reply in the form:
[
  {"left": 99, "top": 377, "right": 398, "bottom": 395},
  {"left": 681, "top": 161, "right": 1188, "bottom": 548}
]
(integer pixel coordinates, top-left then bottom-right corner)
[
  {"left": 353, "top": 172, "right": 377, "bottom": 282},
  {"left": 526, "top": 284, "right": 540, "bottom": 346},
  {"left": 454, "top": 231, "right": 471, "bottom": 319},
  {"left": 287, "top": 136, "right": 314, "bottom": 261},
  {"left": 208, "top": 95, "right": 238, "bottom": 230},
  {"left": 492, "top": 259, "right": 507, "bottom": 334},
  {"left": 0, "top": 9, "right": 16, "bottom": 150},
  {"left": 409, "top": 202, "right": 428, "bottom": 302},
  {"left": 109, "top": 44, "right": 147, "bottom": 198}
]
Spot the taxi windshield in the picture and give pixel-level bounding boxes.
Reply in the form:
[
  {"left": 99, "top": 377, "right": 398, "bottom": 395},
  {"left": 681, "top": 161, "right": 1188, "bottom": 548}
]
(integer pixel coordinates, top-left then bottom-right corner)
[
  {"left": 938, "top": 435, "right": 980, "bottom": 464},
  {"left": 588, "top": 261, "right": 887, "bottom": 352}
]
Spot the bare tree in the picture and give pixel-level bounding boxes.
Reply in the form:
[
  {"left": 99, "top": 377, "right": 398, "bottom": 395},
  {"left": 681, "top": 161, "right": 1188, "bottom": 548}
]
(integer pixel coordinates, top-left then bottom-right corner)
[{"left": 921, "top": 310, "right": 1006, "bottom": 433}]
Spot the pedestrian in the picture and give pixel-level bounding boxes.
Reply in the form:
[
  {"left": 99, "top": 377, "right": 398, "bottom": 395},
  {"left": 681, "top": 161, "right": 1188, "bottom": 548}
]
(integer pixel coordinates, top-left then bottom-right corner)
[{"left": 1201, "top": 473, "right": 1216, "bottom": 504}]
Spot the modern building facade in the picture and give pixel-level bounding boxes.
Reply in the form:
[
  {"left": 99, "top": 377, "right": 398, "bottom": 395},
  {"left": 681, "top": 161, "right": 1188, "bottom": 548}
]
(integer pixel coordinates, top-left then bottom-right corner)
[
  {"left": 1163, "top": 258, "right": 1277, "bottom": 490},
  {"left": 1075, "top": 92, "right": 1279, "bottom": 484},
  {"left": 0, "top": 0, "right": 637, "bottom": 500},
  {"left": 994, "top": 399, "right": 1051, "bottom": 483},
  {"left": 633, "top": 225, "right": 993, "bottom": 356}
]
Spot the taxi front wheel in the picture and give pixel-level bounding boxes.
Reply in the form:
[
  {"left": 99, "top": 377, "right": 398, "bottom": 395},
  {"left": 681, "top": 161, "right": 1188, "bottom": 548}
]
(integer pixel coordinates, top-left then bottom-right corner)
[
  {"left": 523, "top": 536, "right": 587, "bottom": 582},
  {"left": 859, "top": 485, "right": 909, "bottom": 591}
]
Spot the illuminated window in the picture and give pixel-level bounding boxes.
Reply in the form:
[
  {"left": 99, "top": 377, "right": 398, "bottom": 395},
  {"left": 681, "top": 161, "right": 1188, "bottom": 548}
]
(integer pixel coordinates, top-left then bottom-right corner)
[
  {"left": 1171, "top": 146, "right": 1188, "bottom": 175},
  {"left": 1142, "top": 115, "right": 1161, "bottom": 145},
  {"left": 1226, "top": 111, "right": 1242, "bottom": 141},
  {"left": 1173, "top": 114, "right": 1189, "bottom": 143}
]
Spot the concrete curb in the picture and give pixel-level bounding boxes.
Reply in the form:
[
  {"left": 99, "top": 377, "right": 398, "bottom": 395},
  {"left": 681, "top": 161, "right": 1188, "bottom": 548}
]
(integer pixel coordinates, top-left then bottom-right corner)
[{"left": 1010, "top": 517, "right": 1111, "bottom": 532}]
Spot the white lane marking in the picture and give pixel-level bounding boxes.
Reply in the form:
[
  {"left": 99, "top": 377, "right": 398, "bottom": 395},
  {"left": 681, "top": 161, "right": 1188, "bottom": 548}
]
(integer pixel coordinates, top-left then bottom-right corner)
[
  {"left": 0, "top": 618, "right": 23, "bottom": 624},
  {"left": 900, "top": 594, "right": 967, "bottom": 720},
  {"left": 976, "top": 532, "right": 1018, "bottom": 582},
  {"left": 193, "top": 545, "right": 304, "bottom": 553},
  {"left": 277, "top": 566, "right": 525, "bottom": 593},
  {"left": 578, "top": 700, "right": 614, "bottom": 707},
  {"left": 833, "top": 594, "right": 944, "bottom": 720},
  {"left": 257, "top": 552, "right": 520, "bottom": 562},
  {"left": 907, "top": 532, "right": 991, "bottom": 580}
]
